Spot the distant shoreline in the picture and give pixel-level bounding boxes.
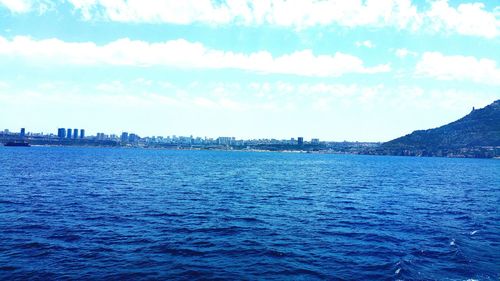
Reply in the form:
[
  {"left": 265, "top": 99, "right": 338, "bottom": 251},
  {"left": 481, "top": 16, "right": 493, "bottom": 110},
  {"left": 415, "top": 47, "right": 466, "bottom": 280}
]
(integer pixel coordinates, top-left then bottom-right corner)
[{"left": 4, "top": 144, "right": 499, "bottom": 159}]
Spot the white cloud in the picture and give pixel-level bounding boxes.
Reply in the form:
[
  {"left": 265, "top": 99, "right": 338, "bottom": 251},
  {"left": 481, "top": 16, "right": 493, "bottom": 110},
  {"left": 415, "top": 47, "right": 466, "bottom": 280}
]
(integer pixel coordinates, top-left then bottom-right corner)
[
  {"left": 297, "top": 83, "right": 358, "bottom": 98},
  {"left": 256, "top": 81, "right": 497, "bottom": 113},
  {"left": 3, "top": 1, "right": 498, "bottom": 38},
  {"left": 355, "top": 40, "right": 375, "bottom": 48},
  {"left": 425, "top": 0, "right": 499, "bottom": 38},
  {"left": 131, "top": 78, "right": 153, "bottom": 87},
  {"left": 0, "top": 81, "right": 9, "bottom": 90},
  {"left": 96, "top": 81, "right": 124, "bottom": 92},
  {"left": 66, "top": 0, "right": 423, "bottom": 30},
  {"left": 415, "top": 52, "right": 500, "bottom": 85},
  {"left": 2, "top": 1, "right": 499, "bottom": 38},
  {"left": 0, "top": 0, "right": 53, "bottom": 14},
  {"left": 395, "top": 48, "right": 418, "bottom": 58},
  {"left": 64, "top": 0, "right": 500, "bottom": 38},
  {"left": 61, "top": 0, "right": 423, "bottom": 32},
  {"left": 0, "top": 0, "right": 31, "bottom": 13},
  {"left": 0, "top": 36, "right": 390, "bottom": 77}
]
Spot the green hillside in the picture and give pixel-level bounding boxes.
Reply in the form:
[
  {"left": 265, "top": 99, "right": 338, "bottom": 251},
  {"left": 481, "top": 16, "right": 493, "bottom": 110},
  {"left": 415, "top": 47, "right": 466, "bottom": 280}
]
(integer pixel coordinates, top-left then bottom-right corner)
[{"left": 380, "top": 100, "right": 500, "bottom": 157}]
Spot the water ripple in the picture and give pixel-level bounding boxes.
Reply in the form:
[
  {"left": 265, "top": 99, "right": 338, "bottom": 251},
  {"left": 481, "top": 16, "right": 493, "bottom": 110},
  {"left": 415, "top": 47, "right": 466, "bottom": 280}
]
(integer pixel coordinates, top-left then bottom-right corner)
[{"left": 0, "top": 147, "right": 499, "bottom": 280}]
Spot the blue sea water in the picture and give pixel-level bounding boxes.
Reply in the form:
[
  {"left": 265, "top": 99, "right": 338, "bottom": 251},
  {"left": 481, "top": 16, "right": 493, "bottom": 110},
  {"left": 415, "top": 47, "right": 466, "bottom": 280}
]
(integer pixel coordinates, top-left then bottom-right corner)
[{"left": 0, "top": 147, "right": 499, "bottom": 280}]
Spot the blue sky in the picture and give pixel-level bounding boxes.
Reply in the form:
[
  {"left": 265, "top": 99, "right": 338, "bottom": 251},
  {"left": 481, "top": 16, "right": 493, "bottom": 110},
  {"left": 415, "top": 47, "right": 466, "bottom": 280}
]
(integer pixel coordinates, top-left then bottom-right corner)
[{"left": 0, "top": 0, "right": 499, "bottom": 141}]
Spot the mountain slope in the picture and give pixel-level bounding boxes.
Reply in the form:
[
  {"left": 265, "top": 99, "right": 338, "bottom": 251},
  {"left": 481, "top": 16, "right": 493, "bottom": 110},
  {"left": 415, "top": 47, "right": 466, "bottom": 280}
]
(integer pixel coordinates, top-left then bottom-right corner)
[{"left": 380, "top": 100, "right": 500, "bottom": 157}]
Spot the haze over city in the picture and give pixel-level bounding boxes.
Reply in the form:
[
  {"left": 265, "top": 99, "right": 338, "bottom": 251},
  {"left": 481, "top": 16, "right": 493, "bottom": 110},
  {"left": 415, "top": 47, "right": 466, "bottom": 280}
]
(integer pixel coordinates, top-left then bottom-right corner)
[{"left": 0, "top": 0, "right": 499, "bottom": 141}]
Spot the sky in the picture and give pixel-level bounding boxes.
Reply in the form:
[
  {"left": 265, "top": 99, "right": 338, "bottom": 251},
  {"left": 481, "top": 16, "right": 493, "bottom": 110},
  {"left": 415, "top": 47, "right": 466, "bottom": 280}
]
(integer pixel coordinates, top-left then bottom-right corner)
[{"left": 0, "top": 0, "right": 499, "bottom": 141}]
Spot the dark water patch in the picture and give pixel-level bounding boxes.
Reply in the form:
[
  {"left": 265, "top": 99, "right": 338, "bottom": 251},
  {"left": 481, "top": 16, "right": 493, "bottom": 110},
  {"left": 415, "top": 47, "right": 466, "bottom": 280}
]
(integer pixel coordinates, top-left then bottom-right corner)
[
  {"left": 0, "top": 266, "right": 18, "bottom": 271},
  {"left": 48, "top": 234, "right": 82, "bottom": 243}
]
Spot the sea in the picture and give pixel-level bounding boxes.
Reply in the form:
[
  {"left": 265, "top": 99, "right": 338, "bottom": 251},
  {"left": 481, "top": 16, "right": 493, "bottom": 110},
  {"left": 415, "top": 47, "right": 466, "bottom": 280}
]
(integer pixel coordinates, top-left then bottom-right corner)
[{"left": 0, "top": 146, "right": 499, "bottom": 280}]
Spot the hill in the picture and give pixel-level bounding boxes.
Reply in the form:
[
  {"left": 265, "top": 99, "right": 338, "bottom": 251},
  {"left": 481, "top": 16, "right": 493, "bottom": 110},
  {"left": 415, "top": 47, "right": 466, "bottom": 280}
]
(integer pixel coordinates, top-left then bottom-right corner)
[{"left": 378, "top": 100, "right": 500, "bottom": 158}]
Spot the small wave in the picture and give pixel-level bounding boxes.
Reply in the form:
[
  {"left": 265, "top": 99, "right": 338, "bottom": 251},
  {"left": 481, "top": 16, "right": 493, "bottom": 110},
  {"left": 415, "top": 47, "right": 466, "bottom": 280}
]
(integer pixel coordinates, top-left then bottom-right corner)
[
  {"left": 18, "top": 242, "right": 46, "bottom": 249},
  {"left": 150, "top": 244, "right": 206, "bottom": 257},
  {"left": 470, "top": 230, "right": 478, "bottom": 235},
  {"left": 192, "top": 241, "right": 216, "bottom": 248},
  {"left": 264, "top": 268, "right": 326, "bottom": 279},
  {"left": 144, "top": 212, "right": 184, "bottom": 217}
]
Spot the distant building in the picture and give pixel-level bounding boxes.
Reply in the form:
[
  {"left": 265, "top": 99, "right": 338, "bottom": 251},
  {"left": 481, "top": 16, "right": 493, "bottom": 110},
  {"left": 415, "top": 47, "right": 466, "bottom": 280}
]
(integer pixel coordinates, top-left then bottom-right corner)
[
  {"left": 311, "top": 138, "right": 320, "bottom": 145},
  {"left": 121, "top": 132, "right": 129, "bottom": 143},
  {"left": 20, "top": 128, "right": 25, "bottom": 138},
  {"left": 67, "top": 128, "right": 72, "bottom": 139},
  {"left": 80, "top": 129, "right": 85, "bottom": 139},
  {"left": 58, "top": 128, "right": 66, "bottom": 138},
  {"left": 73, "top": 129, "right": 78, "bottom": 139},
  {"left": 298, "top": 137, "right": 304, "bottom": 146},
  {"left": 128, "top": 133, "right": 139, "bottom": 143},
  {"left": 217, "top": 137, "right": 233, "bottom": 145}
]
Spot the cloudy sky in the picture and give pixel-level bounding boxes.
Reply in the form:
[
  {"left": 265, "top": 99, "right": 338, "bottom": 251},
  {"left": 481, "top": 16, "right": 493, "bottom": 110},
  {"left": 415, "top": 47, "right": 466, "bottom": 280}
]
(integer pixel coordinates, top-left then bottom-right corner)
[{"left": 0, "top": 0, "right": 499, "bottom": 141}]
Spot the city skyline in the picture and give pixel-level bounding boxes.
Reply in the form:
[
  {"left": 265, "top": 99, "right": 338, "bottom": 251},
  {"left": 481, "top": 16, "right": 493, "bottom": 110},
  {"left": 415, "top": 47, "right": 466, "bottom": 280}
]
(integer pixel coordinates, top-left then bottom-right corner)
[
  {"left": 1, "top": 126, "right": 324, "bottom": 144},
  {"left": 1, "top": 0, "right": 499, "bottom": 141}
]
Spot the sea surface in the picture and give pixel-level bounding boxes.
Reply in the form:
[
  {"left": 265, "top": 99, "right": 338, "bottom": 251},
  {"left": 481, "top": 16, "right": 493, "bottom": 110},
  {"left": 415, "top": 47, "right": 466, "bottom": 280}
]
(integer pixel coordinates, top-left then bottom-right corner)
[{"left": 0, "top": 147, "right": 499, "bottom": 280}]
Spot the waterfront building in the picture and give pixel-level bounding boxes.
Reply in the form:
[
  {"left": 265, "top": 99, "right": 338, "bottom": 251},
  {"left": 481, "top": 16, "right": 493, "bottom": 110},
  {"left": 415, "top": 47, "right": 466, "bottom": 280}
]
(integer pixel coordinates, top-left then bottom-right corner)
[
  {"left": 20, "top": 128, "right": 25, "bottom": 138},
  {"left": 67, "top": 128, "right": 72, "bottom": 139},
  {"left": 298, "top": 137, "right": 304, "bottom": 146},
  {"left": 73, "top": 129, "right": 78, "bottom": 139},
  {"left": 311, "top": 138, "right": 320, "bottom": 145},
  {"left": 58, "top": 128, "right": 66, "bottom": 138},
  {"left": 129, "top": 133, "right": 139, "bottom": 143},
  {"left": 80, "top": 129, "right": 85, "bottom": 139},
  {"left": 217, "top": 137, "right": 233, "bottom": 145}
]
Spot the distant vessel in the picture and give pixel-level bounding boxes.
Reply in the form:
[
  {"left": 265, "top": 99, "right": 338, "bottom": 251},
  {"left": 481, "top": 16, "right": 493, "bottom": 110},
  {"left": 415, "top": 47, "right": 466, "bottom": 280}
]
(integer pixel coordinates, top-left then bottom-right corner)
[{"left": 4, "top": 141, "right": 31, "bottom": 147}]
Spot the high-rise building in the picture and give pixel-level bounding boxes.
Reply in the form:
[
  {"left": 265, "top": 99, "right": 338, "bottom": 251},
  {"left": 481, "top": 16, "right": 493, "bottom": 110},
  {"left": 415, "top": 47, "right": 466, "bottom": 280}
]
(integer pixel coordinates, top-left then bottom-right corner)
[
  {"left": 73, "top": 129, "right": 78, "bottom": 139},
  {"left": 67, "top": 128, "right": 72, "bottom": 139},
  {"left": 58, "top": 128, "right": 66, "bottom": 138},
  {"left": 311, "top": 138, "right": 320, "bottom": 145},
  {"left": 80, "top": 129, "right": 85, "bottom": 139},
  {"left": 298, "top": 137, "right": 304, "bottom": 146},
  {"left": 129, "top": 133, "right": 140, "bottom": 143},
  {"left": 20, "top": 128, "right": 25, "bottom": 138},
  {"left": 121, "top": 132, "right": 129, "bottom": 143}
]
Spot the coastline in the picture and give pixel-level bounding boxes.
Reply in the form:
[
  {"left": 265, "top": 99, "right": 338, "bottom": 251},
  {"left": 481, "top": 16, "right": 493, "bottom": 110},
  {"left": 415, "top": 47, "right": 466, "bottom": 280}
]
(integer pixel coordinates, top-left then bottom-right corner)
[{"left": 4, "top": 143, "right": 499, "bottom": 159}]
